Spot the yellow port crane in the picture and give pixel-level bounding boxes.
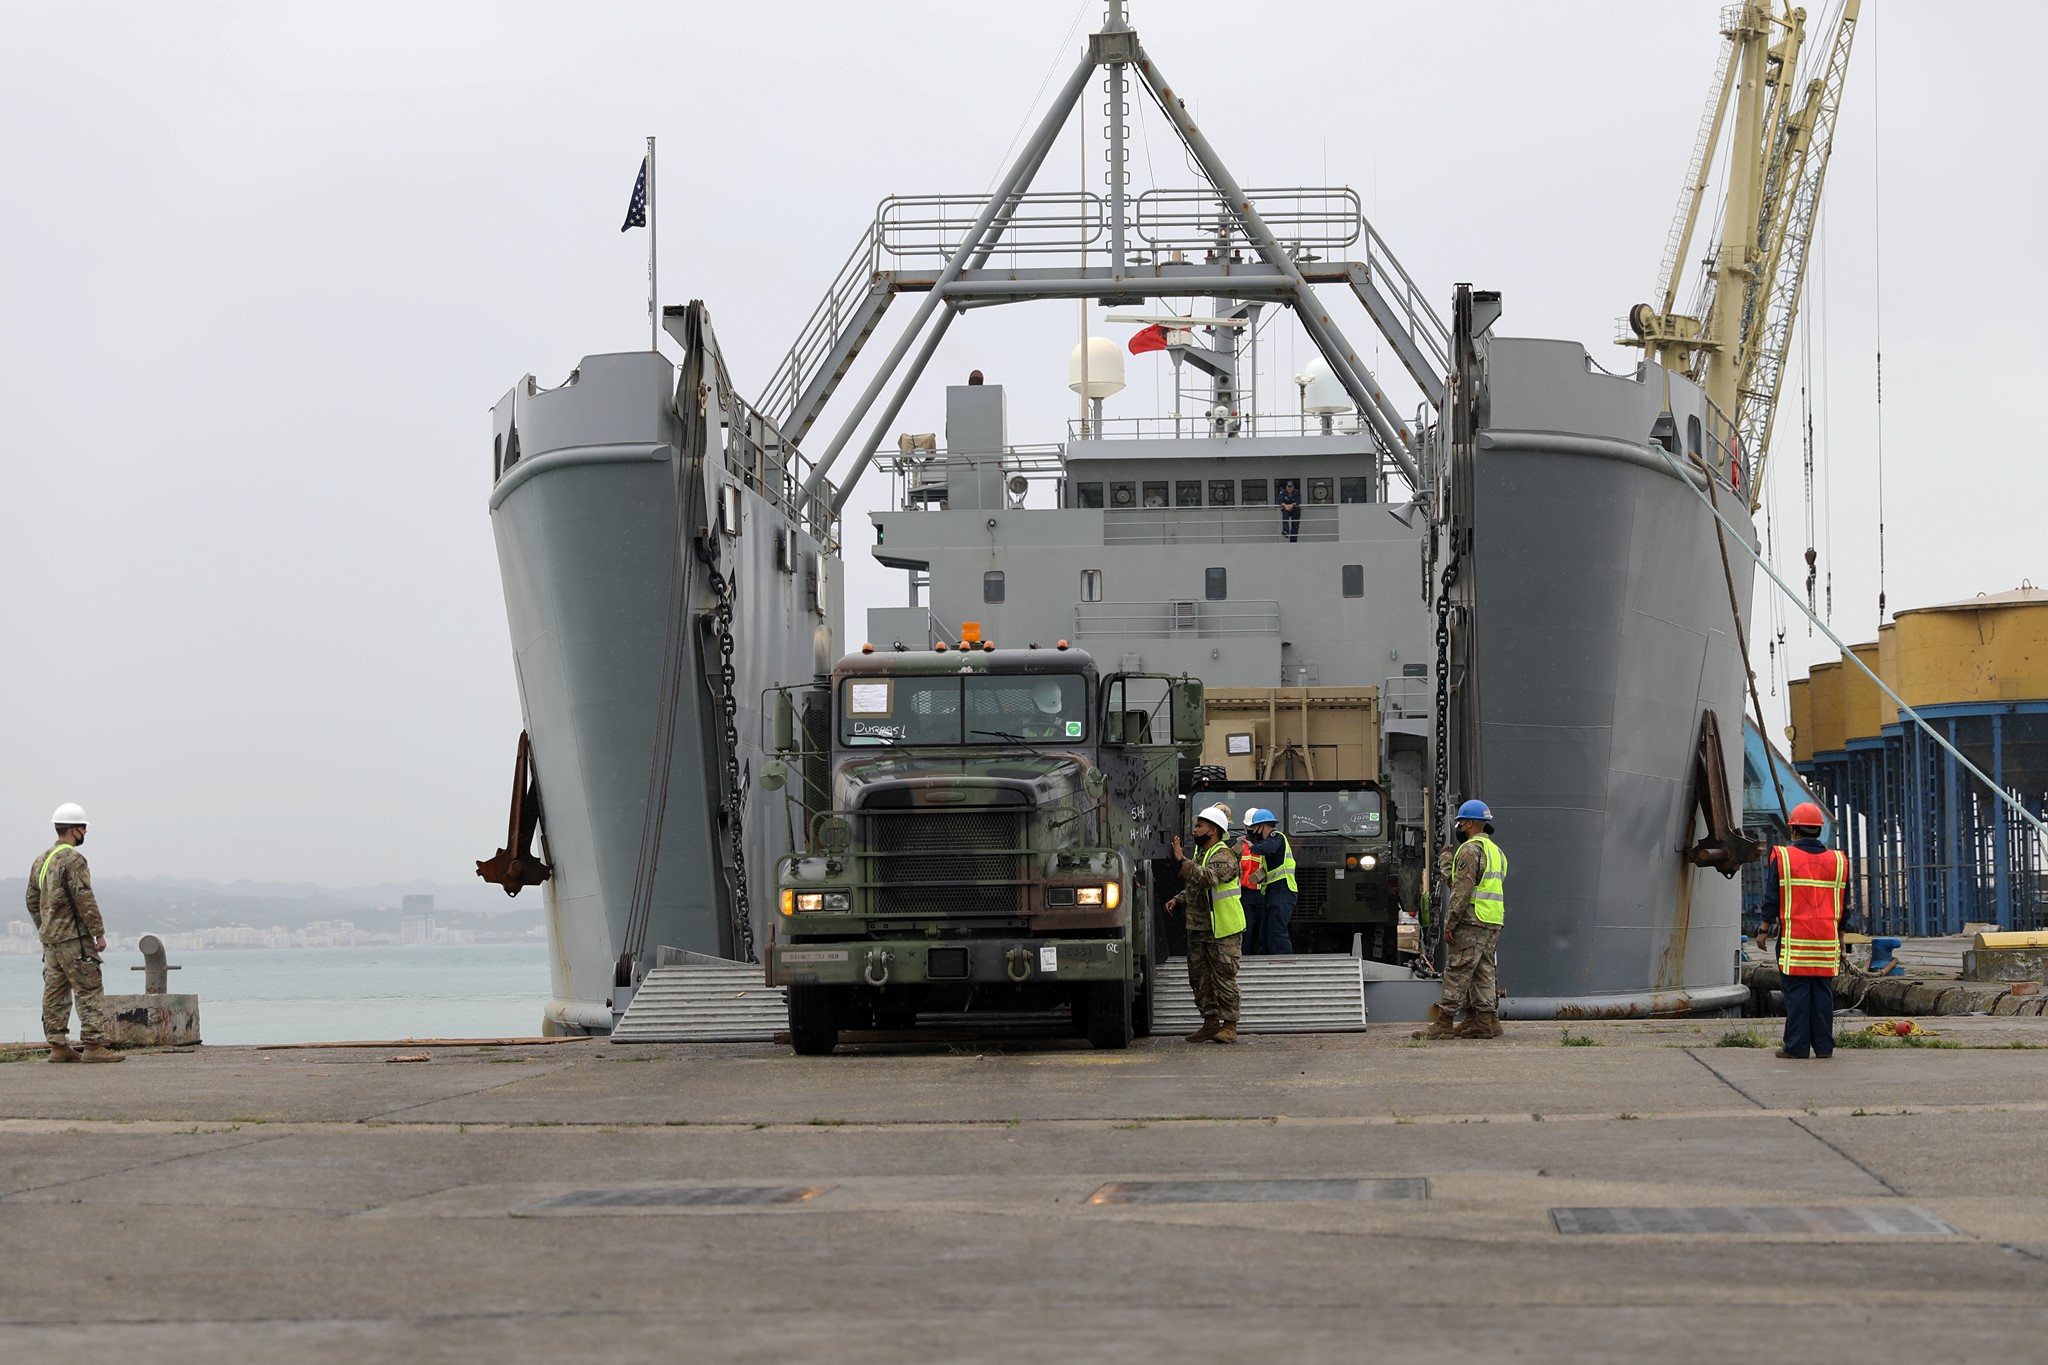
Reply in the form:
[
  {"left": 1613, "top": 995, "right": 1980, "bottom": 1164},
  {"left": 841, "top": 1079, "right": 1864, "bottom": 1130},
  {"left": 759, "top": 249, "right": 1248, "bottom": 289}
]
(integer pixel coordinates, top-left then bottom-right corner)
[{"left": 1623, "top": 0, "right": 1862, "bottom": 510}]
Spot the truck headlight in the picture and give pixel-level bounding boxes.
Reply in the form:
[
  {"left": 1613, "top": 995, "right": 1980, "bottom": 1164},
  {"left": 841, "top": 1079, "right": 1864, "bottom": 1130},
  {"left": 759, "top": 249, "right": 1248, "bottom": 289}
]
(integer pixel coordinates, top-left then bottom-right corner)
[
  {"left": 1358, "top": 855, "right": 1378, "bottom": 871},
  {"left": 822, "top": 891, "right": 851, "bottom": 912},
  {"left": 1075, "top": 887, "right": 1104, "bottom": 906},
  {"left": 796, "top": 892, "right": 825, "bottom": 912}
]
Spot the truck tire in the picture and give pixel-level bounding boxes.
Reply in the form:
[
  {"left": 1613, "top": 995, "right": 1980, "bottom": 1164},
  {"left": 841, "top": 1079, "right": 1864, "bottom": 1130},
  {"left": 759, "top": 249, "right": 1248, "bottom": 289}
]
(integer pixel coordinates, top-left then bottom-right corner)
[
  {"left": 1132, "top": 946, "right": 1156, "bottom": 1038},
  {"left": 788, "top": 984, "right": 839, "bottom": 1056},
  {"left": 1085, "top": 980, "right": 1132, "bottom": 1050}
]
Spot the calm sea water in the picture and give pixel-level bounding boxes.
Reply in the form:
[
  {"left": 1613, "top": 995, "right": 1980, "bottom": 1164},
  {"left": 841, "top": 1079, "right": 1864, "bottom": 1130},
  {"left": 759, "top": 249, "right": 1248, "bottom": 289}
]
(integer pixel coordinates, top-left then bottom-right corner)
[{"left": 0, "top": 942, "right": 552, "bottom": 1045}]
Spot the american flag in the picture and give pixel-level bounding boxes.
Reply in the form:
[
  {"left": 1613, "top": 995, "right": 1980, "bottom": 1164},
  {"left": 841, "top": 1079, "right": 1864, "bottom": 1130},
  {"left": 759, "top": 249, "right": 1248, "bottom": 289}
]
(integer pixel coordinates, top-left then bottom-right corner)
[{"left": 620, "top": 156, "right": 648, "bottom": 232}]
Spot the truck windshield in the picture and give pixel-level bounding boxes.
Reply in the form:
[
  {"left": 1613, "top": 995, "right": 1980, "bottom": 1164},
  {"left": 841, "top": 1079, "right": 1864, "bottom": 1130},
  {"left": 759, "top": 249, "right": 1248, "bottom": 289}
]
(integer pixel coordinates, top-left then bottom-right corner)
[
  {"left": 1287, "top": 791, "right": 1383, "bottom": 838},
  {"left": 841, "top": 674, "right": 1088, "bottom": 746}
]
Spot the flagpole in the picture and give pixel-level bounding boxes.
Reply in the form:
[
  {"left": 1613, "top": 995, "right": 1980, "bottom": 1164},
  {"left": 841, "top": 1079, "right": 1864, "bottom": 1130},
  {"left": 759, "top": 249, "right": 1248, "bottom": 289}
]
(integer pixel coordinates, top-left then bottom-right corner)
[{"left": 646, "top": 135, "right": 658, "bottom": 352}]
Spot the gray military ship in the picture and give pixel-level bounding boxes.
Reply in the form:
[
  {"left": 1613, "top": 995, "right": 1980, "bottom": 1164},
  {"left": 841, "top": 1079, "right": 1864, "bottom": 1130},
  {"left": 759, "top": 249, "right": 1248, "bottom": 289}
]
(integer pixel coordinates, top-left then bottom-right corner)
[{"left": 483, "top": 0, "right": 1856, "bottom": 1028}]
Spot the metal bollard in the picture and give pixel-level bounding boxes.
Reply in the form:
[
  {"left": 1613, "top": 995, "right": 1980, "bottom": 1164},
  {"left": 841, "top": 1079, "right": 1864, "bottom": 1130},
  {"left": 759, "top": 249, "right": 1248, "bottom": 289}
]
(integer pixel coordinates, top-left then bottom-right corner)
[{"left": 130, "top": 934, "right": 181, "bottom": 994}]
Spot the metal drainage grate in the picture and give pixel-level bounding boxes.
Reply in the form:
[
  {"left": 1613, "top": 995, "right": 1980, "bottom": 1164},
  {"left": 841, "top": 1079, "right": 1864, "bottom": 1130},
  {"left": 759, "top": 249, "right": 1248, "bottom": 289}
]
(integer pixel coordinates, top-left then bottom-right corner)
[
  {"left": 1088, "top": 1178, "right": 1427, "bottom": 1205},
  {"left": 1551, "top": 1206, "right": 1957, "bottom": 1237},
  {"left": 525, "top": 1185, "right": 832, "bottom": 1212}
]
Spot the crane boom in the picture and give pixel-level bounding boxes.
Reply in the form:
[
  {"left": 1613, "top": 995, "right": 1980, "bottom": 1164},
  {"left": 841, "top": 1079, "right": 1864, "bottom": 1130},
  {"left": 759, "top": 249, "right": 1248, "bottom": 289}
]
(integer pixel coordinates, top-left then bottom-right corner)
[{"left": 1736, "top": 0, "right": 1861, "bottom": 507}]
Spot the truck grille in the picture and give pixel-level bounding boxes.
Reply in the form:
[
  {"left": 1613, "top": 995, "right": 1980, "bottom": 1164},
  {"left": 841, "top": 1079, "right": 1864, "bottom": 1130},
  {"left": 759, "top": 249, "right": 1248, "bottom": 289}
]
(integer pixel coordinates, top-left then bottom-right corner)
[{"left": 864, "top": 810, "right": 1026, "bottom": 919}]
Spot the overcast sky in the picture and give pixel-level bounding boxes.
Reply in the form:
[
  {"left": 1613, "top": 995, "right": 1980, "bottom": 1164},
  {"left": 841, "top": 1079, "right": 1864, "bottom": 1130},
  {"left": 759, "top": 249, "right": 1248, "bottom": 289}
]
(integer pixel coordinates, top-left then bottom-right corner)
[{"left": 4, "top": 1, "right": 2036, "bottom": 884}]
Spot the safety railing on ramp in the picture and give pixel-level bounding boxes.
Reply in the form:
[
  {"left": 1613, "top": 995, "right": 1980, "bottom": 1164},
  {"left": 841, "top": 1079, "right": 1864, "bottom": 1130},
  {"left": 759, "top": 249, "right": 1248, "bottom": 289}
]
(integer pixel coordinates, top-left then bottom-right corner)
[{"left": 1152, "top": 954, "right": 1367, "bottom": 1033}]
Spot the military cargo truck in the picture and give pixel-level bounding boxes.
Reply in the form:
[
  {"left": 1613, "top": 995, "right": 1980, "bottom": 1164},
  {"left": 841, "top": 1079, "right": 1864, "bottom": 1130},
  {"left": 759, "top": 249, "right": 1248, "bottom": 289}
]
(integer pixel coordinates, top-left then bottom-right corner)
[
  {"left": 761, "top": 638, "right": 1202, "bottom": 1053},
  {"left": 1194, "top": 687, "right": 1419, "bottom": 959}
]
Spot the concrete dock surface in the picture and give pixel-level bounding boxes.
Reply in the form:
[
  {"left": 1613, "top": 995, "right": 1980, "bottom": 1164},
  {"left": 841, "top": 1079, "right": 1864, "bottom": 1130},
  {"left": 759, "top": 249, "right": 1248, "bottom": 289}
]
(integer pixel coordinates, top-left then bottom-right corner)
[{"left": 5, "top": 1017, "right": 2048, "bottom": 1362}]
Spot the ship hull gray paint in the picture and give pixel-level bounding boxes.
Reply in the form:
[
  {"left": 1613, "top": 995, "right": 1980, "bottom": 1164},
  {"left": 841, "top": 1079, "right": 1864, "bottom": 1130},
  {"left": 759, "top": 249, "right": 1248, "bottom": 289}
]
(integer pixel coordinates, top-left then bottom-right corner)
[
  {"left": 490, "top": 352, "right": 840, "bottom": 1033},
  {"left": 1469, "top": 339, "right": 1756, "bottom": 1013}
]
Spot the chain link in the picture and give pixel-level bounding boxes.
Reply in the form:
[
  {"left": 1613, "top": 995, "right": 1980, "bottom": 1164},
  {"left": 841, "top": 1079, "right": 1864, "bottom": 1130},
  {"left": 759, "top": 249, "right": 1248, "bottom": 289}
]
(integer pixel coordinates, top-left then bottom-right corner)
[
  {"left": 705, "top": 560, "right": 757, "bottom": 964},
  {"left": 1428, "top": 540, "right": 1461, "bottom": 961}
]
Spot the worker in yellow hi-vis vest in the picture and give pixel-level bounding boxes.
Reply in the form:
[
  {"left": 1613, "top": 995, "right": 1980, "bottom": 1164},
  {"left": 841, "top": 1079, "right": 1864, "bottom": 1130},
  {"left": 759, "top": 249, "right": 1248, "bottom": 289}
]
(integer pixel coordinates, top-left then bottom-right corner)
[
  {"left": 1414, "top": 799, "right": 1507, "bottom": 1041},
  {"left": 1166, "top": 804, "right": 1246, "bottom": 1044}
]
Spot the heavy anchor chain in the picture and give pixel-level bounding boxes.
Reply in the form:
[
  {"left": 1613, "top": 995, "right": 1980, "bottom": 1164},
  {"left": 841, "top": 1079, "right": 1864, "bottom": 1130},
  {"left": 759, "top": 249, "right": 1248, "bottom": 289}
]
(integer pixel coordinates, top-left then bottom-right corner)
[
  {"left": 1428, "top": 540, "right": 1461, "bottom": 963},
  {"left": 705, "top": 560, "right": 757, "bottom": 965}
]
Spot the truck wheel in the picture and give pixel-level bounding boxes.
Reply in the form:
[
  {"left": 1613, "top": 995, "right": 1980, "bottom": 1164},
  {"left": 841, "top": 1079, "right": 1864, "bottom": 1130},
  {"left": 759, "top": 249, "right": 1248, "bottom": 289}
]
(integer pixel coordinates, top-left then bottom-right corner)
[
  {"left": 788, "top": 984, "right": 839, "bottom": 1056},
  {"left": 1132, "top": 955, "right": 1156, "bottom": 1038},
  {"left": 1085, "top": 980, "right": 1132, "bottom": 1050}
]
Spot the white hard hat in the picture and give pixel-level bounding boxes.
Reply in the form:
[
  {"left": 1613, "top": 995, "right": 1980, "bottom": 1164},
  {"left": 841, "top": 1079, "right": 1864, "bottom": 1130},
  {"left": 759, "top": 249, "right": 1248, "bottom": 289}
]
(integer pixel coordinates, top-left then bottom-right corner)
[
  {"left": 51, "top": 802, "right": 88, "bottom": 827},
  {"left": 1195, "top": 804, "right": 1233, "bottom": 832}
]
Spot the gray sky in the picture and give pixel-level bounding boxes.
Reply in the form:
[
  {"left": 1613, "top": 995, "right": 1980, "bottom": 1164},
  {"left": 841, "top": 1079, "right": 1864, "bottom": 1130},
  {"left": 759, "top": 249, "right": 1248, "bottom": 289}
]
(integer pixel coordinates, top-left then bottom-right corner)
[{"left": 4, "top": 1, "right": 2036, "bottom": 883}]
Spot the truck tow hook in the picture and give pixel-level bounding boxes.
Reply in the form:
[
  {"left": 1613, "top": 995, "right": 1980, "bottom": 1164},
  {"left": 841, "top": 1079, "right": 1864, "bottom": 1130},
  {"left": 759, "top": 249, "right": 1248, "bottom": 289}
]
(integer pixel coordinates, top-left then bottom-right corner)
[
  {"left": 1005, "top": 947, "right": 1033, "bottom": 982},
  {"left": 863, "top": 949, "right": 895, "bottom": 987}
]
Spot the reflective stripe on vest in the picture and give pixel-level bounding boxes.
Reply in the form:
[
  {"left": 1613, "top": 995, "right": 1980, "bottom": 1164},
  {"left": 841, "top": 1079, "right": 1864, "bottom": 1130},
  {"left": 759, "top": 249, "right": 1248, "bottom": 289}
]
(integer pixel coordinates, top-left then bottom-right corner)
[
  {"left": 1468, "top": 834, "right": 1507, "bottom": 926},
  {"left": 37, "top": 844, "right": 67, "bottom": 895},
  {"left": 1261, "top": 833, "right": 1298, "bottom": 893},
  {"left": 1202, "top": 840, "right": 1247, "bottom": 938},
  {"left": 1240, "top": 847, "right": 1262, "bottom": 891},
  {"left": 1775, "top": 844, "right": 1845, "bottom": 976}
]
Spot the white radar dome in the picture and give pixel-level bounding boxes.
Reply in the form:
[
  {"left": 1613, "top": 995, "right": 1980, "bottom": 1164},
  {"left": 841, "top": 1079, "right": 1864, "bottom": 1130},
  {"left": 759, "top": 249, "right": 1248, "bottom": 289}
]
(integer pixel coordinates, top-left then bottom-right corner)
[
  {"left": 1068, "top": 337, "right": 1126, "bottom": 400},
  {"left": 1295, "top": 356, "right": 1351, "bottom": 415}
]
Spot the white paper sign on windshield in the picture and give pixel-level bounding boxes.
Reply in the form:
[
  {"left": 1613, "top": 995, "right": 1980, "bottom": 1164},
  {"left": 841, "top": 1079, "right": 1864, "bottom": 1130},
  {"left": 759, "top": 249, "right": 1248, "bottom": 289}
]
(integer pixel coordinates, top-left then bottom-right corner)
[{"left": 848, "top": 682, "right": 891, "bottom": 715}]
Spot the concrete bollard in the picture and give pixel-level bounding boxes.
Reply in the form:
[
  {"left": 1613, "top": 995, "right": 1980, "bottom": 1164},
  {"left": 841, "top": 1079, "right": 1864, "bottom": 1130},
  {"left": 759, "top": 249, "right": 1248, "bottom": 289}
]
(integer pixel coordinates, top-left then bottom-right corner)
[{"left": 105, "top": 935, "right": 201, "bottom": 1047}]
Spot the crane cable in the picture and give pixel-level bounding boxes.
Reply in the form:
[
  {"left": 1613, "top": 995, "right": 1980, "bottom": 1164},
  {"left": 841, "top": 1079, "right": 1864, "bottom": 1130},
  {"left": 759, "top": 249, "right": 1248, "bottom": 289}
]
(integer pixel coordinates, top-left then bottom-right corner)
[{"left": 1871, "top": 23, "right": 1889, "bottom": 623}]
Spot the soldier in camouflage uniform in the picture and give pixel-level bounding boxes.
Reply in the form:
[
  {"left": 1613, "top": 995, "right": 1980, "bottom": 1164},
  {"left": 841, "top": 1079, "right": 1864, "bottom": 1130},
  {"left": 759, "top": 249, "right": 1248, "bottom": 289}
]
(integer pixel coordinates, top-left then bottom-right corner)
[
  {"left": 26, "top": 804, "right": 124, "bottom": 1063},
  {"left": 1166, "top": 804, "right": 1246, "bottom": 1044},
  {"left": 1413, "top": 799, "right": 1508, "bottom": 1041}
]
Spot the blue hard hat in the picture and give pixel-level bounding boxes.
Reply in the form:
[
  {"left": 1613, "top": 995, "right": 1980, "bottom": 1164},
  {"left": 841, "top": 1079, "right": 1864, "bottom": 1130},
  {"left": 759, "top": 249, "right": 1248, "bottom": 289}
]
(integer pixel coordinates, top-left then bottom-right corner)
[
  {"left": 1246, "top": 808, "right": 1277, "bottom": 827},
  {"left": 1456, "top": 799, "right": 1493, "bottom": 821}
]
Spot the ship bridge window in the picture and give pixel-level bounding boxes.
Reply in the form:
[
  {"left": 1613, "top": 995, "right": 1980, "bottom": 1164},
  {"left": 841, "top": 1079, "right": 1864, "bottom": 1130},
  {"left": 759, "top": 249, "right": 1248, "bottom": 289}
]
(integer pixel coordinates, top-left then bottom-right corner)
[
  {"left": 1240, "top": 479, "right": 1268, "bottom": 506},
  {"left": 1342, "top": 564, "right": 1364, "bottom": 598},
  {"left": 1208, "top": 480, "right": 1234, "bottom": 507},
  {"left": 1308, "top": 478, "right": 1334, "bottom": 505},
  {"left": 1340, "top": 477, "right": 1370, "bottom": 504},
  {"left": 1176, "top": 480, "right": 1202, "bottom": 507},
  {"left": 1110, "top": 481, "right": 1138, "bottom": 508},
  {"left": 1075, "top": 482, "right": 1104, "bottom": 509},
  {"left": 1205, "top": 567, "right": 1227, "bottom": 601},
  {"left": 1143, "top": 480, "right": 1169, "bottom": 508},
  {"left": 983, "top": 571, "right": 1005, "bottom": 603},
  {"left": 1080, "top": 568, "right": 1103, "bottom": 603},
  {"left": 1687, "top": 414, "right": 1703, "bottom": 456}
]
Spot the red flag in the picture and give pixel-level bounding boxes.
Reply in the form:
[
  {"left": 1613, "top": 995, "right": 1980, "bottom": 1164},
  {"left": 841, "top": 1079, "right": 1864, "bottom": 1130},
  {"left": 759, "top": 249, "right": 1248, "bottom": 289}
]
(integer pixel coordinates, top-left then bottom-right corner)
[{"left": 1127, "top": 324, "right": 1169, "bottom": 355}]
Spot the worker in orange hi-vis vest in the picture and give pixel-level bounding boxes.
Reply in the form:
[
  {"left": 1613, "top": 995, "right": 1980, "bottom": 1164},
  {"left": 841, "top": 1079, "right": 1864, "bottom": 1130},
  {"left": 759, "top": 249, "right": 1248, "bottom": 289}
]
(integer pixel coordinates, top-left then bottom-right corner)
[
  {"left": 1765, "top": 801, "right": 1848, "bottom": 1060},
  {"left": 1236, "top": 818, "right": 1268, "bottom": 956}
]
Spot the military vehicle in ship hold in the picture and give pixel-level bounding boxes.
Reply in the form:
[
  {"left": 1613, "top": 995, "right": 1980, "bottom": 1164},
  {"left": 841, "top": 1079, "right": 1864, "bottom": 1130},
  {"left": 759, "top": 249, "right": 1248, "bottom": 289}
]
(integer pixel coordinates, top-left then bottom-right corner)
[
  {"left": 761, "top": 634, "right": 1202, "bottom": 1053},
  {"left": 1190, "top": 686, "right": 1418, "bottom": 959}
]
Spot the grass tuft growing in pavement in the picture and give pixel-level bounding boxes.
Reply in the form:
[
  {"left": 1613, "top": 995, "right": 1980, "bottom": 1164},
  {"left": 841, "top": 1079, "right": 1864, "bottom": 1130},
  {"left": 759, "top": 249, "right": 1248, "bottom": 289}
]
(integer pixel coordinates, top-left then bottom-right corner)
[
  {"left": 1558, "top": 1028, "right": 1601, "bottom": 1047},
  {"left": 1714, "top": 1027, "right": 1769, "bottom": 1048}
]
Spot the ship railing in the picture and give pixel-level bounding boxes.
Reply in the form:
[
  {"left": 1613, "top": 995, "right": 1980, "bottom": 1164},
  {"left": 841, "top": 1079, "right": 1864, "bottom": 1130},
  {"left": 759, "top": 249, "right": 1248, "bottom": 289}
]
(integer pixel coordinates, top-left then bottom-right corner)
[
  {"left": 1356, "top": 215, "right": 1452, "bottom": 378},
  {"left": 1068, "top": 412, "right": 1374, "bottom": 442},
  {"left": 878, "top": 444, "right": 1068, "bottom": 512},
  {"left": 1133, "top": 186, "right": 1362, "bottom": 253},
  {"left": 879, "top": 192, "right": 1105, "bottom": 258},
  {"left": 756, "top": 218, "right": 884, "bottom": 428},
  {"left": 1100, "top": 506, "right": 1338, "bottom": 545},
  {"left": 1074, "top": 600, "right": 1282, "bottom": 641},
  {"left": 1381, "top": 672, "right": 1431, "bottom": 721},
  {"left": 720, "top": 396, "right": 842, "bottom": 552}
]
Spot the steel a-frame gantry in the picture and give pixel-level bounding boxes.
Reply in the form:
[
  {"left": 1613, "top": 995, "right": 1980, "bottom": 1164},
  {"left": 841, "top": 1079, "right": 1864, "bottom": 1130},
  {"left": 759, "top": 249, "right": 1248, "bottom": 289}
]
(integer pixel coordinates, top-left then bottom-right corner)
[{"left": 779, "top": 1, "right": 1451, "bottom": 518}]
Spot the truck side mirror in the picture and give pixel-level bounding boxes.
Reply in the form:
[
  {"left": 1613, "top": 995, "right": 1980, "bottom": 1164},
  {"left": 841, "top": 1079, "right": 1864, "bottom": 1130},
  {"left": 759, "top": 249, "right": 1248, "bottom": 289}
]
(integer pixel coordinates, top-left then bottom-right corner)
[
  {"left": 759, "top": 758, "right": 787, "bottom": 792},
  {"left": 771, "top": 690, "right": 796, "bottom": 754},
  {"left": 1171, "top": 679, "right": 1205, "bottom": 744}
]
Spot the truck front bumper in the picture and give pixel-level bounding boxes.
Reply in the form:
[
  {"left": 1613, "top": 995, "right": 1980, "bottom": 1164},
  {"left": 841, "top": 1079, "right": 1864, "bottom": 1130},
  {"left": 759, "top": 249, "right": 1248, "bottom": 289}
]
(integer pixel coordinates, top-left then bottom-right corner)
[{"left": 771, "top": 936, "right": 1130, "bottom": 988}]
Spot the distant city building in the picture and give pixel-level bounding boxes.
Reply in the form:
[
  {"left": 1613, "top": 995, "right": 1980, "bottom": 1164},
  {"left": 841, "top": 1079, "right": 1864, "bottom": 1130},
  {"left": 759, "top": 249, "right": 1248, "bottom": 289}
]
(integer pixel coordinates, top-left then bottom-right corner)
[{"left": 401, "top": 894, "right": 436, "bottom": 945}]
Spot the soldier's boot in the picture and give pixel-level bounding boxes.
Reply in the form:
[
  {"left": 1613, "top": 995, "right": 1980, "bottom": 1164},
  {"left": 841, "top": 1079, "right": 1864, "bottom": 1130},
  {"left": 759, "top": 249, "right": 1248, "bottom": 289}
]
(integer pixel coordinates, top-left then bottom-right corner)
[
  {"left": 79, "top": 1043, "right": 126, "bottom": 1064},
  {"left": 47, "top": 1042, "right": 82, "bottom": 1063},
  {"left": 1453, "top": 1011, "right": 1504, "bottom": 1040},
  {"left": 1409, "top": 1003, "right": 1458, "bottom": 1041},
  {"left": 1184, "top": 1017, "right": 1221, "bottom": 1043},
  {"left": 1210, "top": 1025, "right": 1238, "bottom": 1045}
]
